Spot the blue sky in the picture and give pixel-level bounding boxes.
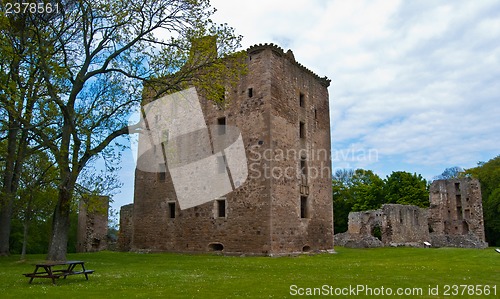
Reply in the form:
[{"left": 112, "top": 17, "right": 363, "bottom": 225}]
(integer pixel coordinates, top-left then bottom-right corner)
[{"left": 111, "top": 0, "right": 500, "bottom": 211}]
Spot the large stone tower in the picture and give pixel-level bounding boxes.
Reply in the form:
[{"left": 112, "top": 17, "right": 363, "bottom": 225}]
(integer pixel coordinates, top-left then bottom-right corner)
[{"left": 125, "top": 43, "right": 333, "bottom": 255}]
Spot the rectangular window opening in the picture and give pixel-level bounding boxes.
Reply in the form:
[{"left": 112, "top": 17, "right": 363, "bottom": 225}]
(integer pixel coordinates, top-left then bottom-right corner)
[
  {"left": 158, "top": 164, "right": 166, "bottom": 182},
  {"left": 248, "top": 88, "right": 253, "bottom": 98},
  {"left": 299, "top": 93, "right": 305, "bottom": 107},
  {"left": 217, "top": 199, "right": 226, "bottom": 218},
  {"left": 217, "top": 117, "right": 226, "bottom": 135},
  {"left": 300, "top": 158, "right": 307, "bottom": 177},
  {"left": 168, "top": 202, "right": 176, "bottom": 219},
  {"left": 218, "top": 155, "right": 227, "bottom": 174},
  {"left": 457, "top": 206, "right": 463, "bottom": 220},
  {"left": 299, "top": 121, "right": 305, "bottom": 139},
  {"left": 161, "top": 129, "right": 169, "bottom": 144},
  {"left": 300, "top": 196, "right": 308, "bottom": 218}
]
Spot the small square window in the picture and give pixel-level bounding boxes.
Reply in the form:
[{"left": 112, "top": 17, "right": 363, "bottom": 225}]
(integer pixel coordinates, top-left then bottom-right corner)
[
  {"left": 168, "top": 202, "right": 176, "bottom": 219},
  {"left": 218, "top": 155, "right": 227, "bottom": 173},
  {"left": 158, "top": 164, "right": 166, "bottom": 182},
  {"left": 248, "top": 88, "right": 253, "bottom": 98},
  {"left": 216, "top": 199, "right": 226, "bottom": 218},
  {"left": 217, "top": 117, "right": 226, "bottom": 135}
]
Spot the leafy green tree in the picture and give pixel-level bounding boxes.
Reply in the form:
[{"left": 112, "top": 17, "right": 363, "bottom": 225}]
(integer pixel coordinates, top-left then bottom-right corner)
[
  {"left": 350, "top": 169, "right": 385, "bottom": 212},
  {"left": 332, "top": 169, "right": 354, "bottom": 233},
  {"left": 15, "top": 151, "right": 58, "bottom": 259},
  {"left": 0, "top": 7, "right": 51, "bottom": 255},
  {"left": 466, "top": 155, "right": 500, "bottom": 246},
  {"left": 383, "top": 171, "right": 429, "bottom": 208},
  {"left": 332, "top": 169, "right": 384, "bottom": 233}
]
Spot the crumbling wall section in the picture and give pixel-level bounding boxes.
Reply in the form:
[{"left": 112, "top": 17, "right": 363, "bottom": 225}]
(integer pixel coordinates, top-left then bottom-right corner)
[
  {"left": 335, "top": 179, "right": 488, "bottom": 249},
  {"left": 77, "top": 195, "right": 109, "bottom": 252},
  {"left": 334, "top": 210, "right": 383, "bottom": 248},
  {"left": 429, "top": 178, "right": 487, "bottom": 248},
  {"left": 381, "top": 204, "right": 429, "bottom": 247}
]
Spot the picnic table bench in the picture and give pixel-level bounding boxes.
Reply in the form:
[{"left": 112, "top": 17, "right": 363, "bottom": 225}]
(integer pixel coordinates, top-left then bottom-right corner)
[{"left": 23, "top": 260, "right": 94, "bottom": 285}]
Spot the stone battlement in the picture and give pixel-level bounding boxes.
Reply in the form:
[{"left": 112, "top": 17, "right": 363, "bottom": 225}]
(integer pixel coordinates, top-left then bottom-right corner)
[{"left": 247, "top": 43, "right": 331, "bottom": 87}]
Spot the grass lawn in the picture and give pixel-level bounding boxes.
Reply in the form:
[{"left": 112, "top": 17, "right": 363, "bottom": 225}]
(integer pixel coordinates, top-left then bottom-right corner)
[{"left": 1, "top": 247, "right": 499, "bottom": 298}]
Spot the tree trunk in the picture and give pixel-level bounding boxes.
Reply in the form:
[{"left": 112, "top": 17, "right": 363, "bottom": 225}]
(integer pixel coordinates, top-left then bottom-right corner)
[
  {"left": 46, "top": 188, "right": 72, "bottom": 261},
  {"left": 0, "top": 117, "right": 19, "bottom": 256},
  {"left": 21, "top": 221, "right": 29, "bottom": 260},
  {"left": 0, "top": 199, "right": 13, "bottom": 256},
  {"left": 21, "top": 193, "right": 33, "bottom": 260}
]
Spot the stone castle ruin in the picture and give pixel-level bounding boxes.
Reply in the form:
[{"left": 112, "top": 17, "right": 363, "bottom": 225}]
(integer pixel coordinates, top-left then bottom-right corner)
[
  {"left": 428, "top": 178, "right": 487, "bottom": 248},
  {"left": 335, "top": 178, "right": 488, "bottom": 248},
  {"left": 77, "top": 195, "right": 109, "bottom": 252},
  {"left": 119, "top": 43, "right": 334, "bottom": 255}
]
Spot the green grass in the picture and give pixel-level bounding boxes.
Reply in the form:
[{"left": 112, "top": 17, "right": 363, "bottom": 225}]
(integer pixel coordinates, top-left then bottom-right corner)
[{"left": 1, "top": 247, "right": 499, "bottom": 298}]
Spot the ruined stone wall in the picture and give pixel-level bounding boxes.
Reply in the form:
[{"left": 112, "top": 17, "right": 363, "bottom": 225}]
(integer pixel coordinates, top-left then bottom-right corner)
[
  {"left": 118, "top": 204, "right": 134, "bottom": 251},
  {"left": 347, "top": 210, "right": 382, "bottom": 235},
  {"left": 128, "top": 44, "right": 332, "bottom": 255},
  {"left": 381, "top": 204, "right": 429, "bottom": 246},
  {"left": 429, "top": 178, "right": 487, "bottom": 248},
  {"left": 336, "top": 205, "right": 430, "bottom": 248},
  {"left": 334, "top": 210, "right": 383, "bottom": 248},
  {"left": 77, "top": 195, "right": 109, "bottom": 252}
]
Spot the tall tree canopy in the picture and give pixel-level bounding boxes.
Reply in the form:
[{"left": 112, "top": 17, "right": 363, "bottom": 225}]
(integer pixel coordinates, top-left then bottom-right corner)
[
  {"left": 0, "top": 0, "right": 244, "bottom": 260},
  {"left": 0, "top": 1, "right": 48, "bottom": 256},
  {"left": 383, "top": 171, "right": 429, "bottom": 208},
  {"left": 332, "top": 169, "right": 384, "bottom": 233}
]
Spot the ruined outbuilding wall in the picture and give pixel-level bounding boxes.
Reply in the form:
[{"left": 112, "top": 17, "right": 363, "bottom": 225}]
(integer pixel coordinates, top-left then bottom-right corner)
[
  {"left": 347, "top": 210, "right": 382, "bottom": 236},
  {"left": 429, "top": 178, "right": 487, "bottom": 248},
  {"left": 335, "top": 178, "right": 488, "bottom": 249},
  {"left": 117, "top": 204, "right": 134, "bottom": 251},
  {"left": 335, "top": 210, "right": 383, "bottom": 248},
  {"left": 335, "top": 204, "right": 429, "bottom": 248},
  {"left": 77, "top": 195, "right": 109, "bottom": 252},
  {"left": 381, "top": 204, "right": 429, "bottom": 246}
]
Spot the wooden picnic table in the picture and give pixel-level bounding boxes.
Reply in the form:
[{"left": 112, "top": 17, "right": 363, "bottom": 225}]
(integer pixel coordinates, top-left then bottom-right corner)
[{"left": 23, "top": 260, "right": 94, "bottom": 285}]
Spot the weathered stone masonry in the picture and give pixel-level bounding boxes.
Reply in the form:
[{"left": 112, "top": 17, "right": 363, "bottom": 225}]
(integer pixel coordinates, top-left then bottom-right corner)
[
  {"left": 335, "top": 178, "right": 488, "bottom": 248},
  {"left": 119, "top": 44, "right": 334, "bottom": 255},
  {"left": 428, "top": 178, "right": 487, "bottom": 248},
  {"left": 117, "top": 204, "right": 133, "bottom": 252},
  {"left": 77, "top": 195, "right": 109, "bottom": 252}
]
